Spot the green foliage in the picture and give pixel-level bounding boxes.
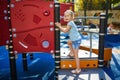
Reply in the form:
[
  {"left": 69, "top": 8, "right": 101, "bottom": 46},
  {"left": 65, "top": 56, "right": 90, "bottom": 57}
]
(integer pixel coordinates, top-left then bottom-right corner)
[
  {"left": 111, "top": 0, "right": 120, "bottom": 4},
  {"left": 81, "top": 0, "right": 106, "bottom": 10}
]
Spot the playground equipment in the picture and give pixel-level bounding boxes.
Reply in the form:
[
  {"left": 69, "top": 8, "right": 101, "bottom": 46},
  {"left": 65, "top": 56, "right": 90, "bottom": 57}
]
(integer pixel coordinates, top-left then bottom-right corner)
[
  {"left": 10, "top": 0, "right": 54, "bottom": 53},
  {"left": 0, "top": 0, "right": 56, "bottom": 79},
  {"left": 0, "top": 0, "right": 113, "bottom": 80},
  {"left": 55, "top": 0, "right": 112, "bottom": 80}
]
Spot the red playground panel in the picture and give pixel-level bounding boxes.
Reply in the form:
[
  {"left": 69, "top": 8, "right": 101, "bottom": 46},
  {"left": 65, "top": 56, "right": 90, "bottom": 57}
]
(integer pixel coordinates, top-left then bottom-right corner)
[
  {"left": 0, "top": 0, "right": 10, "bottom": 46},
  {"left": 10, "top": 0, "right": 54, "bottom": 32},
  {"left": 10, "top": 0, "right": 54, "bottom": 53},
  {"left": 60, "top": 3, "right": 74, "bottom": 25},
  {"left": 13, "top": 27, "right": 54, "bottom": 53}
]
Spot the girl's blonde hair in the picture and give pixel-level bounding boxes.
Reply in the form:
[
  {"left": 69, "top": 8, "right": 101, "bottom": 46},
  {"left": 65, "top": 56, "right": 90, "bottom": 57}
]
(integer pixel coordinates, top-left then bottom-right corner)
[{"left": 64, "top": 10, "right": 74, "bottom": 18}]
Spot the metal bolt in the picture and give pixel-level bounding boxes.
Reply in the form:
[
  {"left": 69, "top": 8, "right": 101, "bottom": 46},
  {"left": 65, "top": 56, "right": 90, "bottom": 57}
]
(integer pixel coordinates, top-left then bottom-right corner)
[
  {"left": 4, "top": 16, "right": 8, "bottom": 20},
  {"left": 14, "top": 51, "right": 18, "bottom": 54},
  {"left": 9, "top": 29, "right": 12, "bottom": 31},
  {"left": 13, "top": 34, "right": 17, "bottom": 37},
  {"left": 49, "top": 4, "right": 53, "bottom": 8},
  {"left": 6, "top": 40, "right": 9, "bottom": 44},
  {"left": 9, "top": 46, "right": 13, "bottom": 48},
  {"left": 50, "top": 22, "right": 54, "bottom": 26},
  {"left": 8, "top": 11, "right": 10, "bottom": 13},
  {"left": 50, "top": 27, "right": 54, "bottom": 31},
  {"left": 8, "top": 17, "right": 10, "bottom": 20},
  {"left": 50, "top": 50, "right": 54, "bottom": 53},
  {"left": 11, "top": 4, "right": 15, "bottom": 8},
  {"left": 3, "top": 10, "right": 7, "bottom": 14},
  {"left": 12, "top": 28, "right": 16, "bottom": 32}
]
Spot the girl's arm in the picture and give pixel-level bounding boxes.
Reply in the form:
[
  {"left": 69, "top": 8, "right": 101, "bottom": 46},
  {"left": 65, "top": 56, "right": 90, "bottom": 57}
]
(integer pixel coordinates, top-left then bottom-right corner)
[{"left": 55, "top": 22, "right": 71, "bottom": 33}]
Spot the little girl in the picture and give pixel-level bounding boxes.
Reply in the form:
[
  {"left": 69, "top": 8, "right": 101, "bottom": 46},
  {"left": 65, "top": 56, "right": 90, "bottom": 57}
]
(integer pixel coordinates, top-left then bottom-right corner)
[{"left": 55, "top": 10, "right": 81, "bottom": 74}]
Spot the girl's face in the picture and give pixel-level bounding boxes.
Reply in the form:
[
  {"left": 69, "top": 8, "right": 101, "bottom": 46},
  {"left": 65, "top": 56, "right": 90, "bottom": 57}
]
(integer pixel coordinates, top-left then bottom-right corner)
[
  {"left": 63, "top": 12, "right": 73, "bottom": 22},
  {"left": 109, "top": 23, "right": 114, "bottom": 29}
]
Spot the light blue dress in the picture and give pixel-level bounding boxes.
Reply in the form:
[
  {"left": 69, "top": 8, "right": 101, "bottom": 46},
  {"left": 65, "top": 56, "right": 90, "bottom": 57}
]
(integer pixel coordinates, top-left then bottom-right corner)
[{"left": 67, "top": 21, "right": 81, "bottom": 41}]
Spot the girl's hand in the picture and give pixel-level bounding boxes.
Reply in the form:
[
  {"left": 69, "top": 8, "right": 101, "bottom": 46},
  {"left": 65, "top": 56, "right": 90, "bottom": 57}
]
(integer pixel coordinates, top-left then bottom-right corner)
[{"left": 55, "top": 22, "right": 61, "bottom": 28}]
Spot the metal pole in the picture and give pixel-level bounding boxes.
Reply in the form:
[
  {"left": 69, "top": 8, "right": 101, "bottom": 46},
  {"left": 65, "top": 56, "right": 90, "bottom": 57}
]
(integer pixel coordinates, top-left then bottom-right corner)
[
  {"left": 7, "top": 0, "right": 17, "bottom": 80},
  {"left": 76, "top": 16, "right": 100, "bottom": 19},
  {"left": 89, "top": 32, "right": 92, "bottom": 58},
  {"left": 98, "top": 0, "right": 108, "bottom": 67},
  {"left": 54, "top": 2, "right": 60, "bottom": 80},
  {"left": 98, "top": 13, "right": 106, "bottom": 68},
  {"left": 22, "top": 53, "right": 28, "bottom": 71}
]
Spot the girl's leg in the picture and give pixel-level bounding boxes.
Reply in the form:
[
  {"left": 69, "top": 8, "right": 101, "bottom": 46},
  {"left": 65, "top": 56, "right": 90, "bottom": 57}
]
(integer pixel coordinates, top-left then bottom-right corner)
[
  {"left": 71, "top": 40, "right": 81, "bottom": 74},
  {"left": 67, "top": 40, "right": 74, "bottom": 56},
  {"left": 74, "top": 49, "right": 80, "bottom": 70},
  {"left": 71, "top": 48, "right": 81, "bottom": 74}
]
